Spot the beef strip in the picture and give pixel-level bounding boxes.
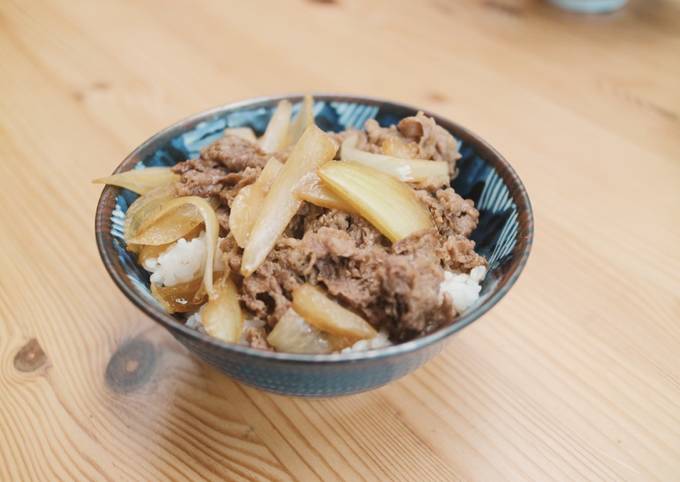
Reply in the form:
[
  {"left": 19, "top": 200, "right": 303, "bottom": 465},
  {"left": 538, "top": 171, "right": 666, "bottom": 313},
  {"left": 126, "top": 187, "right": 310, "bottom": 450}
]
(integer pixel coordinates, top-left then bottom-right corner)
[
  {"left": 172, "top": 135, "right": 265, "bottom": 236},
  {"left": 200, "top": 134, "right": 269, "bottom": 171},
  {"left": 239, "top": 237, "right": 303, "bottom": 325},
  {"left": 215, "top": 206, "right": 230, "bottom": 233},
  {"left": 415, "top": 187, "right": 480, "bottom": 238},
  {"left": 217, "top": 166, "right": 260, "bottom": 207},
  {"left": 302, "top": 208, "right": 389, "bottom": 248},
  {"left": 283, "top": 202, "right": 325, "bottom": 239},
  {"left": 437, "top": 234, "right": 486, "bottom": 272},
  {"left": 397, "top": 112, "right": 460, "bottom": 176},
  {"left": 326, "top": 130, "right": 379, "bottom": 156},
  {"left": 243, "top": 326, "right": 272, "bottom": 351},
  {"left": 364, "top": 120, "right": 415, "bottom": 157},
  {"left": 414, "top": 187, "right": 486, "bottom": 271},
  {"left": 303, "top": 228, "right": 454, "bottom": 341},
  {"left": 384, "top": 230, "right": 456, "bottom": 339},
  {"left": 220, "top": 235, "right": 242, "bottom": 273},
  {"left": 363, "top": 111, "right": 461, "bottom": 177},
  {"left": 172, "top": 158, "right": 230, "bottom": 197},
  {"left": 173, "top": 157, "right": 261, "bottom": 200},
  {"left": 172, "top": 135, "right": 265, "bottom": 198}
]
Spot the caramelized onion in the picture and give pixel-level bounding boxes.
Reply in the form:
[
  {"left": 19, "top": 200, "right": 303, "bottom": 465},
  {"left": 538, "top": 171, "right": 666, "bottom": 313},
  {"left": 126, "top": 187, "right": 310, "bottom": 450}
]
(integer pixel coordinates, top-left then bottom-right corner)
[{"left": 94, "top": 167, "right": 178, "bottom": 194}]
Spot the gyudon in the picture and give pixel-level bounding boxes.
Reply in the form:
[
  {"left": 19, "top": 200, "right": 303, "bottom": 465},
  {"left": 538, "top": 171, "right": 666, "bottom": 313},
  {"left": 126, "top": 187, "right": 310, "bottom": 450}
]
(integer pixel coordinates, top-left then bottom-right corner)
[{"left": 96, "top": 96, "right": 487, "bottom": 354}]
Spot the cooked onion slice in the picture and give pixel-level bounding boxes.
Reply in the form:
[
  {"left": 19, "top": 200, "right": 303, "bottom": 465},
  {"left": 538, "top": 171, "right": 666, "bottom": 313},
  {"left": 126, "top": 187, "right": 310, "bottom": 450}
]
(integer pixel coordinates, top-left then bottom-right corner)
[
  {"left": 267, "top": 308, "right": 335, "bottom": 354},
  {"left": 94, "top": 167, "right": 179, "bottom": 195},
  {"left": 224, "top": 127, "right": 256, "bottom": 143},
  {"left": 131, "top": 196, "right": 219, "bottom": 297},
  {"left": 126, "top": 203, "right": 206, "bottom": 246},
  {"left": 228, "top": 186, "right": 256, "bottom": 248},
  {"left": 292, "top": 284, "right": 377, "bottom": 341},
  {"left": 124, "top": 180, "right": 217, "bottom": 246},
  {"left": 241, "top": 125, "right": 337, "bottom": 276},
  {"left": 229, "top": 157, "right": 283, "bottom": 247},
  {"left": 136, "top": 243, "right": 169, "bottom": 266},
  {"left": 317, "top": 161, "right": 434, "bottom": 243},
  {"left": 341, "top": 135, "right": 449, "bottom": 187},
  {"left": 286, "top": 95, "right": 314, "bottom": 147},
  {"left": 295, "top": 172, "right": 354, "bottom": 212},
  {"left": 380, "top": 136, "right": 419, "bottom": 159},
  {"left": 259, "top": 100, "right": 292, "bottom": 153},
  {"left": 200, "top": 275, "right": 243, "bottom": 343},
  {"left": 135, "top": 225, "right": 203, "bottom": 266},
  {"left": 151, "top": 277, "right": 206, "bottom": 314},
  {"left": 124, "top": 185, "right": 177, "bottom": 241}
]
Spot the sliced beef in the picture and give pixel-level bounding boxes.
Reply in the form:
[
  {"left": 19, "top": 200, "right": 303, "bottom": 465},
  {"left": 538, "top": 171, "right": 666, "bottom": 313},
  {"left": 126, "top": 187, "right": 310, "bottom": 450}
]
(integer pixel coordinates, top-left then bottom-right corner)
[
  {"left": 299, "top": 229, "right": 389, "bottom": 327},
  {"left": 363, "top": 112, "right": 461, "bottom": 177},
  {"left": 200, "top": 134, "right": 269, "bottom": 171},
  {"left": 415, "top": 187, "right": 480, "bottom": 238},
  {"left": 437, "top": 234, "right": 486, "bottom": 272},
  {"left": 172, "top": 158, "right": 230, "bottom": 197},
  {"left": 380, "top": 231, "right": 456, "bottom": 340},
  {"left": 233, "top": 193, "right": 481, "bottom": 338},
  {"left": 326, "top": 129, "right": 379, "bottom": 155},
  {"left": 310, "top": 228, "right": 456, "bottom": 341},
  {"left": 364, "top": 119, "right": 415, "bottom": 157},
  {"left": 217, "top": 166, "right": 260, "bottom": 207},
  {"left": 302, "top": 208, "right": 388, "bottom": 248},
  {"left": 169, "top": 116, "right": 485, "bottom": 344},
  {"left": 397, "top": 112, "right": 460, "bottom": 176},
  {"left": 239, "top": 227, "right": 456, "bottom": 340},
  {"left": 220, "top": 235, "right": 242, "bottom": 273},
  {"left": 240, "top": 237, "right": 304, "bottom": 325},
  {"left": 413, "top": 187, "right": 485, "bottom": 271},
  {"left": 173, "top": 136, "right": 264, "bottom": 198},
  {"left": 243, "top": 326, "right": 272, "bottom": 350},
  {"left": 215, "top": 206, "right": 230, "bottom": 233},
  {"left": 283, "top": 202, "right": 325, "bottom": 239}
]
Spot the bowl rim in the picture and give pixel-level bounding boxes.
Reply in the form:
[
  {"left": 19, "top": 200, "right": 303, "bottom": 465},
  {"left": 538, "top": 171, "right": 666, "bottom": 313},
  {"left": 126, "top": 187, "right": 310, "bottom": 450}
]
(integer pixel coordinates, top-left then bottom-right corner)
[{"left": 95, "top": 93, "right": 534, "bottom": 364}]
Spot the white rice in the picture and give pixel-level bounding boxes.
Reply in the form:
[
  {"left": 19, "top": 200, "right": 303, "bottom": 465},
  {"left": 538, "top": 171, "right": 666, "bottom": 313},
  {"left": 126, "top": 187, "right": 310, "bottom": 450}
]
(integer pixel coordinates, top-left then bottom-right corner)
[
  {"left": 439, "top": 265, "right": 487, "bottom": 313},
  {"left": 238, "top": 318, "right": 267, "bottom": 345},
  {"left": 185, "top": 310, "right": 203, "bottom": 330},
  {"left": 142, "top": 232, "right": 224, "bottom": 286},
  {"left": 340, "top": 330, "right": 392, "bottom": 354}
]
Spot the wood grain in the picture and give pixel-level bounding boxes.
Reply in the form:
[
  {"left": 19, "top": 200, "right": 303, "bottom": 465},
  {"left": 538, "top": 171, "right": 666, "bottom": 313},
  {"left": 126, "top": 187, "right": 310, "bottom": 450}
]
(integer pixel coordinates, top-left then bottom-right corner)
[{"left": 1, "top": 0, "right": 679, "bottom": 480}]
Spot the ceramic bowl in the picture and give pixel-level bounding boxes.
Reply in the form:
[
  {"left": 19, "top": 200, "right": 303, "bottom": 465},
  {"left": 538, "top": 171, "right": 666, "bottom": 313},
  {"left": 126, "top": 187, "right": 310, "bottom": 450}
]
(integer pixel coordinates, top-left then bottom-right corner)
[{"left": 95, "top": 94, "right": 533, "bottom": 397}]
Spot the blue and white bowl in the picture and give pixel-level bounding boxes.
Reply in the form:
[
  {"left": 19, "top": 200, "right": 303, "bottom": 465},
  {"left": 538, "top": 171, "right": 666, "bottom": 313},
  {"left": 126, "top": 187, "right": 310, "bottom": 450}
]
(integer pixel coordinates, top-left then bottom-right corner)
[{"left": 95, "top": 94, "right": 534, "bottom": 397}]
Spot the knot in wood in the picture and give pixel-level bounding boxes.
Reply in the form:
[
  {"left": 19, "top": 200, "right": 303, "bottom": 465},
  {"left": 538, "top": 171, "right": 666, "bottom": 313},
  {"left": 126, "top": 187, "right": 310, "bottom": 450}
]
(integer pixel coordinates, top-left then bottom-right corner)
[{"left": 14, "top": 338, "right": 48, "bottom": 372}]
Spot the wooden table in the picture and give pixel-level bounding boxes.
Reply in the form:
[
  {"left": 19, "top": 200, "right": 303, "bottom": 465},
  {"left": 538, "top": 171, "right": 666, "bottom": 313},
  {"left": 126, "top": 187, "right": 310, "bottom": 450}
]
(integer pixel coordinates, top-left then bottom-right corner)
[{"left": 2, "top": 0, "right": 679, "bottom": 480}]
